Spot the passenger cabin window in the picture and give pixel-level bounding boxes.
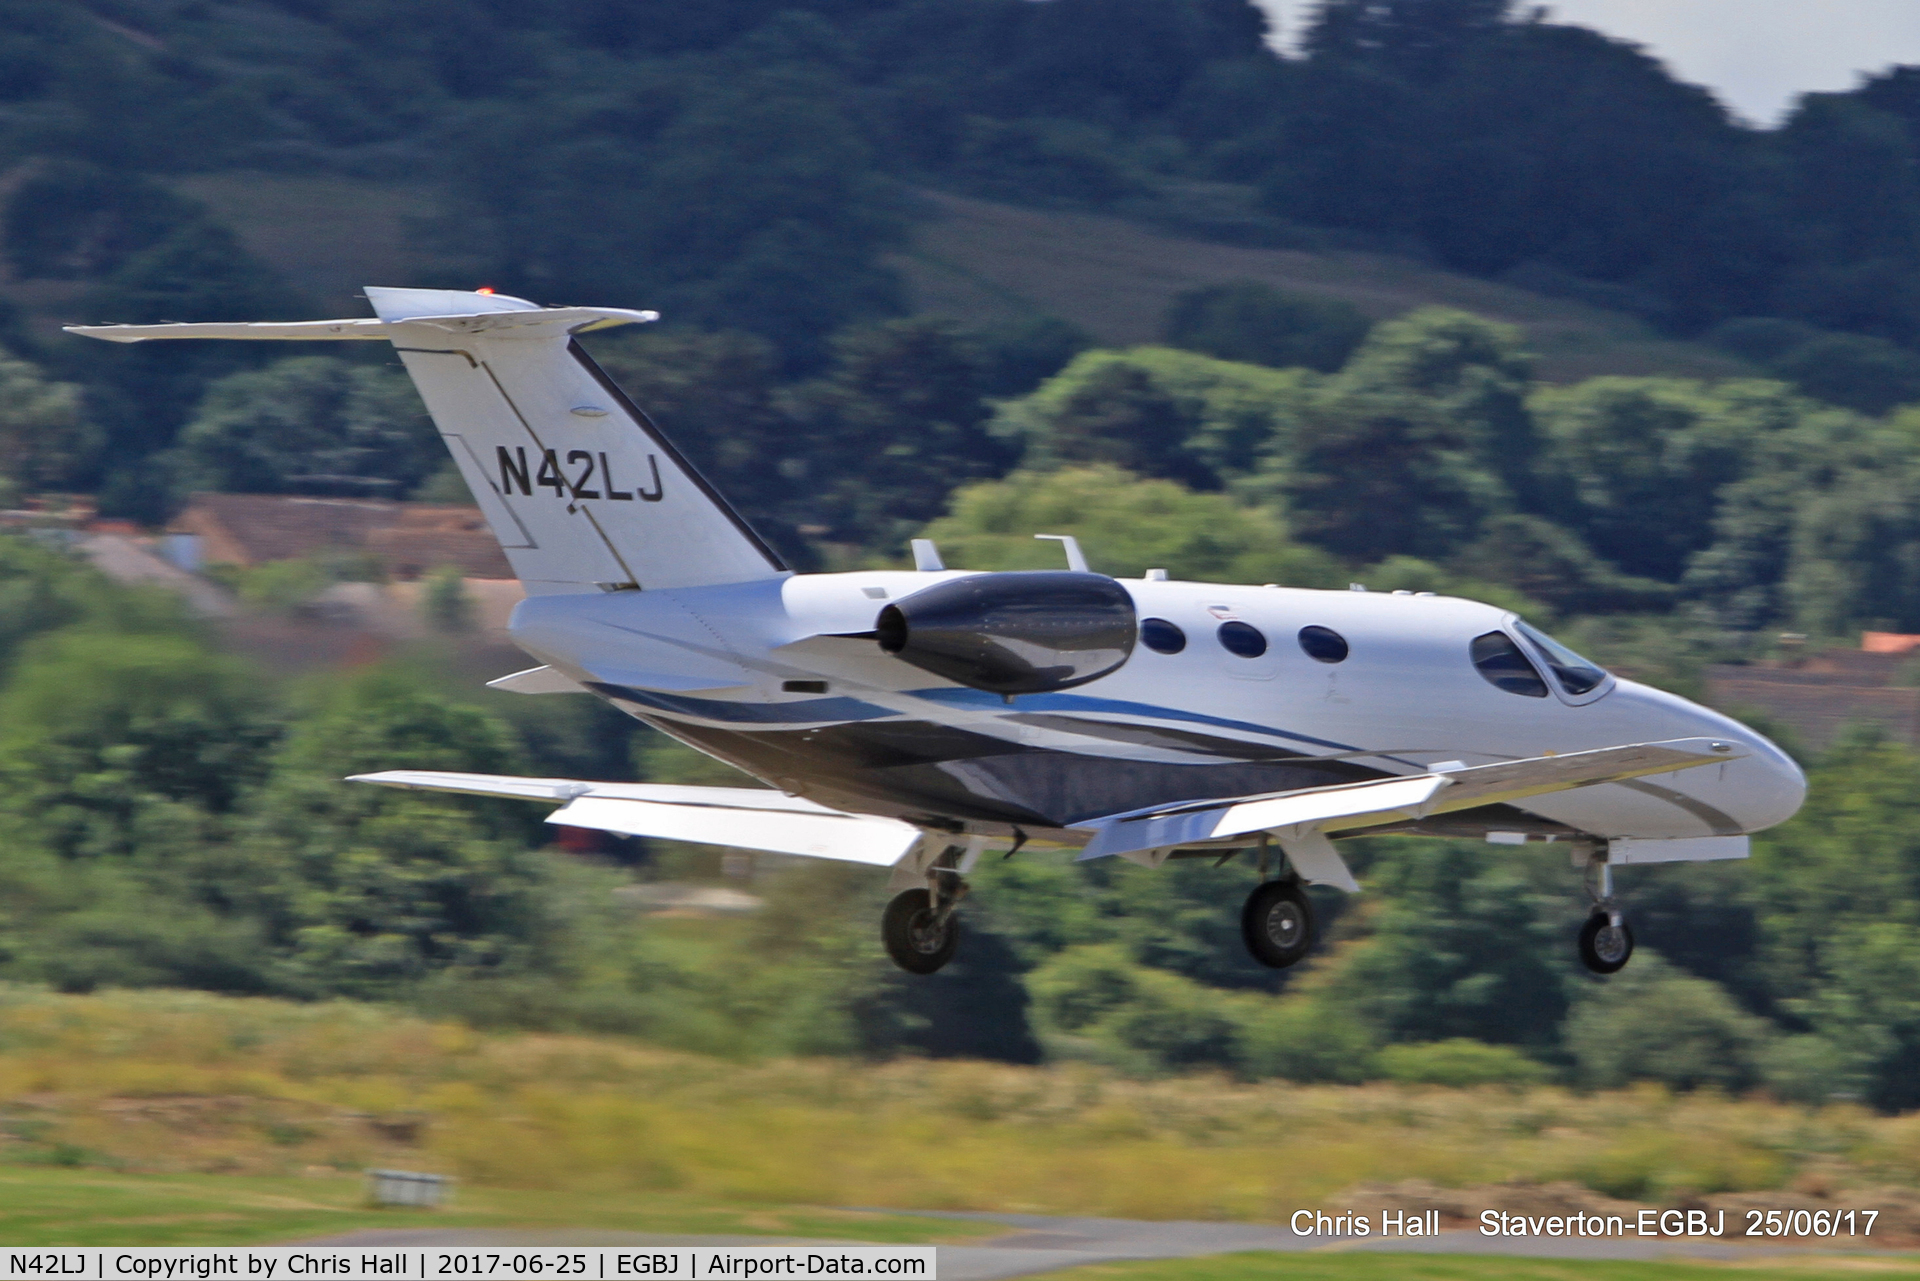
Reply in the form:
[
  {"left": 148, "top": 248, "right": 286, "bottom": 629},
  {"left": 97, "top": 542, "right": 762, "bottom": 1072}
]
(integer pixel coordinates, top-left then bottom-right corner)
[
  {"left": 1515, "top": 621, "right": 1609, "bottom": 696},
  {"left": 1471, "top": 631, "right": 1549, "bottom": 697},
  {"left": 1298, "top": 625, "right": 1349, "bottom": 663},
  {"left": 1217, "top": 621, "right": 1268, "bottom": 658},
  {"left": 1141, "top": 618, "right": 1186, "bottom": 654}
]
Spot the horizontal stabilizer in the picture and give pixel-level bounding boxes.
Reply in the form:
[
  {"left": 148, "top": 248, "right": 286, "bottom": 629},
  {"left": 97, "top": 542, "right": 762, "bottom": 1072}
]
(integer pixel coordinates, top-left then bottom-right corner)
[
  {"left": 347, "top": 770, "right": 924, "bottom": 866},
  {"left": 64, "top": 307, "right": 658, "bottom": 345},
  {"left": 1075, "top": 738, "right": 1739, "bottom": 861}
]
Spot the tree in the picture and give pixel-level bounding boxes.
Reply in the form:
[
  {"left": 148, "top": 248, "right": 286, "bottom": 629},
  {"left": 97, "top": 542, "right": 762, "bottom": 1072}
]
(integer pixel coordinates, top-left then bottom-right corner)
[
  {"left": 787, "top": 317, "right": 1012, "bottom": 549},
  {"left": 166, "top": 356, "right": 437, "bottom": 499},
  {"left": 994, "top": 345, "right": 1314, "bottom": 486},
  {"left": 1277, "top": 308, "right": 1534, "bottom": 562},
  {"left": 916, "top": 465, "right": 1342, "bottom": 586},
  {"left": 1304, "top": 0, "right": 1516, "bottom": 83},
  {"left": 441, "top": 66, "right": 905, "bottom": 370},
  {"left": 0, "top": 629, "right": 278, "bottom": 861},
  {"left": 78, "top": 219, "right": 315, "bottom": 502},
  {"left": 2, "top": 160, "right": 204, "bottom": 282},
  {"left": 1162, "top": 282, "right": 1372, "bottom": 373},
  {"left": 1530, "top": 377, "right": 1800, "bottom": 581},
  {"left": 0, "top": 353, "right": 100, "bottom": 492},
  {"left": 583, "top": 327, "right": 808, "bottom": 560},
  {"left": 1320, "top": 839, "right": 1575, "bottom": 1050},
  {"left": 1563, "top": 953, "right": 1769, "bottom": 1092},
  {"left": 1770, "top": 335, "right": 1920, "bottom": 416},
  {"left": 1683, "top": 408, "right": 1920, "bottom": 634},
  {"left": 239, "top": 665, "right": 553, "bottom": 998}
]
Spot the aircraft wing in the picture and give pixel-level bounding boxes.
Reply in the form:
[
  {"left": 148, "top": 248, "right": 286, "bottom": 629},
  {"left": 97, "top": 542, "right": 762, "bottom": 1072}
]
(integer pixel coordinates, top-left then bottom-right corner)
[
  {"left": 1072, "top": 737, "right": 1741, "bottom": 863},
  {"left": 347, "top": 770, "right": 925, "bottom": 866}
]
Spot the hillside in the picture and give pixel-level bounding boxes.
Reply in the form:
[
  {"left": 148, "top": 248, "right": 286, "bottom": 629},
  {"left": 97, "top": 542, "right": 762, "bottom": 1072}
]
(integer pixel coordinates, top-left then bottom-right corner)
[
  {"left": 0, "top": 171, "right": 1754, "bottom": 386},
  {"left": 895, "top": 191, "right": 1755, "bottom": 384}
]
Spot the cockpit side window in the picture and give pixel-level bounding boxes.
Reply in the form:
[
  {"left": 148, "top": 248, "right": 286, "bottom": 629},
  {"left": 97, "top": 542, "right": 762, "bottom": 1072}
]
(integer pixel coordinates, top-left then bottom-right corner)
[
  {"left": 1514, "top": 621, "right": 1609, "bottom": 696},
  {"left": 1471, "top": 631, "right": 1549, "bottom": 697}
]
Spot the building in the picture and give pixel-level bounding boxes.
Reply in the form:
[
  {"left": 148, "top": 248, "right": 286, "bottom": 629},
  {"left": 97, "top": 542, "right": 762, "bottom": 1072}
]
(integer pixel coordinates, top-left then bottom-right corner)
[{"left": 167, "top": 492, "right": 513, "bottom": 580}]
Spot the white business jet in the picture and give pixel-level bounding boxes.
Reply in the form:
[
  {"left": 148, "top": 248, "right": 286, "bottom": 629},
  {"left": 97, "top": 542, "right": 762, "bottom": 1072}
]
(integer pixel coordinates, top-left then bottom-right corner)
[{"left": 71, "top": 288, "right": 1807, "bottom": 977}]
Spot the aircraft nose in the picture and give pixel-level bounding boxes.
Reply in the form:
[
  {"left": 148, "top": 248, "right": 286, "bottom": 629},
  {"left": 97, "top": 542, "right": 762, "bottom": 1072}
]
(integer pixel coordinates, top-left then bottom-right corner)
[
  {"left": 1724, "top": 731, "right": 1808, "bottom": 833},
  {"left": 1610, "top": 679, "right": 1808, "bottom": 835}
]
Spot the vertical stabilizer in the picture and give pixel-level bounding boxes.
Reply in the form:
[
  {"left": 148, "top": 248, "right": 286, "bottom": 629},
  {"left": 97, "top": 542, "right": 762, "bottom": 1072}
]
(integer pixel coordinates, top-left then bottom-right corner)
[
  {"left": 68, "top": 288, "right": 791, "bottom": 596},
  {"left": 365, "top": 287, "right": 788, "bottom": 594}
]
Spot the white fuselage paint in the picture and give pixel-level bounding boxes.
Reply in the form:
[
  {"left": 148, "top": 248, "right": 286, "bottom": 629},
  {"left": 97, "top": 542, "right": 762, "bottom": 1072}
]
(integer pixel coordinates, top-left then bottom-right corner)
[{"left": 506, "top": 570, "right": 1807, "bottom": 844}]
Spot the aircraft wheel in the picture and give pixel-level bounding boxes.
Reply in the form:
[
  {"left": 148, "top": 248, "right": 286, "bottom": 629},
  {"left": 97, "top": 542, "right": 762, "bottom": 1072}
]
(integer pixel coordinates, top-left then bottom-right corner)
[
  {"left": 882, "top": 889, "right": 960, "bottom": 975},
  {"left": 1578, "top": 911, "right": 1634, "bottom": 974},
  {"left": 1241, "top": 879, "right": 1316, "bottom": 969}
]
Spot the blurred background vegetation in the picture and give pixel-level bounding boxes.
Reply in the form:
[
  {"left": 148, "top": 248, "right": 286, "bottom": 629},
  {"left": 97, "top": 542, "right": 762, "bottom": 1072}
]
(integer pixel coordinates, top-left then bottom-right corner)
[{"left": 6, "top": 0, "right": 1920, "bottom": 1208}]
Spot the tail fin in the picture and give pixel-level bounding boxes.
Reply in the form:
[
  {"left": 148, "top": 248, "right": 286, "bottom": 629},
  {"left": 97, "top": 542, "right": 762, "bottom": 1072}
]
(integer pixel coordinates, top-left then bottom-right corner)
[{"left": 68, "top": 286, "right": 788, "bottom": 595}]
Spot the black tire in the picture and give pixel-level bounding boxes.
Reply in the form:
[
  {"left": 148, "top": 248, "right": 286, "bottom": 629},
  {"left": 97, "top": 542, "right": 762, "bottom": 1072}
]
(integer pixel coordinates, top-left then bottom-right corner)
[
  {"left": 882, "top": 889, "right": 960, "bottom": 975},
  {"left": 1241, "top": 880, "right": 1316, "bottom": 969},
  {"left": 1578, "top": 911, "right": 1634, "bottom": 974}
]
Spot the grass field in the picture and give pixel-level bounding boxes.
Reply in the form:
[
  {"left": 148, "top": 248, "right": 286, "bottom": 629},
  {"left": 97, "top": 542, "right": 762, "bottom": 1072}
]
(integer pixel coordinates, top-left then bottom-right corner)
[
  {"left": 3, "top": 986, "right": 1920, "bottom": 1228},
  {"left": 0, "top": 1167, "right": 993, "bottom": 1247},
  {"left": 1039, "top": 1254, "right": 1920, "bottom": 1281}
]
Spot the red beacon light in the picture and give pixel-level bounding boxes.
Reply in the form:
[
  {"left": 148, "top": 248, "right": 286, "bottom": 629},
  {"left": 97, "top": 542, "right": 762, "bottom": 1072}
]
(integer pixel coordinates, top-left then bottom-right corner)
[{"left": 475, "top": 286, "right": 496, "bottom": 295}]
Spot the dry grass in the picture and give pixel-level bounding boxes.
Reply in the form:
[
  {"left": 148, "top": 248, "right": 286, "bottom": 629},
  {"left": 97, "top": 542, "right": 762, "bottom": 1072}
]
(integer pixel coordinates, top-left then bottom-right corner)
[{"left": 2, "top": 986, "right": 1918, "bottom": 1223}]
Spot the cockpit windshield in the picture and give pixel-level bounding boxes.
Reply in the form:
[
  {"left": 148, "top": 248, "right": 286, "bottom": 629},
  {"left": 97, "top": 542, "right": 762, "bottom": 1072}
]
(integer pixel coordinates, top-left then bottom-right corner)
[{"left": 1514, "top": 621, "right": 1609, "bottom": 696}]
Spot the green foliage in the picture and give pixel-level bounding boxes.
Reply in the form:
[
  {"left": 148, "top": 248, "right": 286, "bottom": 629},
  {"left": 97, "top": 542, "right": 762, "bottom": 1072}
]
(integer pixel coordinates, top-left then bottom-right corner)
[
  {"left": 1276, "top": 309, "right": 1532, "bottom": 562},
  {"left": 784, "top": 317, "right": 1012, "bottom": 548},
  {"left": 918, "top": 465, "right": 1342, "bottom": 586},
  {"left": 0, "top": 629, "right": 277, "bottom": 856},
  {"left": 1162, "top": 282, "right": 1372, "bottom": 373},
  {"left": 1563, "top": 954, "right": 1770, "bottom": 1094},
  {"left": 1375, "top": 1039, "right": 1548, "bottom": 1088},
  {"left": 994, "top": 345, "right": 1313, "bottom": 487},
  {"left": 1320, "top": 841, "right": 1575, "bottom": 1051},
  {"left": 3, "top": 161, "right": 204, "bottom": 282},
  {"left": 421, "top": 565, "right": 474, "bottom": 634},
  {"left": 0, "top": 352, "right": 100, "bottom": 492},
  {"left": 166, "top": 357, "right": 436, "bottom": 500},
  {"left": 1530, "top": 378, "right": 1804, "bottom": 582},
  {"left": 1684, "top": 407, "right": 1920, "bottom": 634},
  {"left": 1772, "top": 335, "right": 1920, "bottom": 416}
]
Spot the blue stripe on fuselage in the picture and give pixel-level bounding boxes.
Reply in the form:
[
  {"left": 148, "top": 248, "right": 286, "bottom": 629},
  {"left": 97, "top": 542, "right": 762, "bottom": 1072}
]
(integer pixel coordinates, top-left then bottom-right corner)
[{"left": 904, "top": 687, "right": 1359, "bottom": 752}]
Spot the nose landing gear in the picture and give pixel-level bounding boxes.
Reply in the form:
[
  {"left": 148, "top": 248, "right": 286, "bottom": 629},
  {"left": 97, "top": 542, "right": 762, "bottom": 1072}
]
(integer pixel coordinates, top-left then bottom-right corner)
[{"left": 1577, "top": 845, "right": 1634, "bottom": 974}]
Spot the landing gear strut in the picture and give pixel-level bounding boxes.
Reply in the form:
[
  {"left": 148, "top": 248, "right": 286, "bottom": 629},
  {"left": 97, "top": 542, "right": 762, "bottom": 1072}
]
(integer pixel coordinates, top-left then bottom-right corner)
[
  {"left": 1577, "top": 848, "right": 1634, "bottom": 974},
  {"left": 881, "top": 843, "right": 970, "bottom": 974}
]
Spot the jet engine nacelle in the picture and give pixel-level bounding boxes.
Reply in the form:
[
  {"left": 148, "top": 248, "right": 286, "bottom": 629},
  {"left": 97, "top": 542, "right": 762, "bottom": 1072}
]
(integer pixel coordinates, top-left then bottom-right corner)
[{"left": 875, "top": 571, "right": 1137, "bottom": 696}]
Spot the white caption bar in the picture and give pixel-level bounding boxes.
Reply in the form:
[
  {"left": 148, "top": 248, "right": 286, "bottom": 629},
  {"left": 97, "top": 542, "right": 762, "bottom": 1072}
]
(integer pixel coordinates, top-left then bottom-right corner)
[{"left": 0, "top": 1248, "right": 936, "bottom": 1281}]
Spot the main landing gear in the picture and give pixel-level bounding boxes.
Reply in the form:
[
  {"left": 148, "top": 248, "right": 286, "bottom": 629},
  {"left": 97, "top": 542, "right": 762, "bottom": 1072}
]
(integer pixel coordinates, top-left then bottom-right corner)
[
  {"left": 1577, "top": 845, "right": 1634, "bottom": 974},
  {"left": 1242, "top": 877, "right": 1316, "bottom": 969},
  {"left": 881, "top": 841, "right": 972, "bottom": 974}
]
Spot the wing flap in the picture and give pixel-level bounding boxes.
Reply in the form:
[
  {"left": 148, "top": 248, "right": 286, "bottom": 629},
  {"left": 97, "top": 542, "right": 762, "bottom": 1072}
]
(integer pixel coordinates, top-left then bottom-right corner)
[
  {"left": 346, "top": 769, "right": 923, "bottom": 865},
  {"left": 548, "top": 796, "right": 919, "bottom": 865}
]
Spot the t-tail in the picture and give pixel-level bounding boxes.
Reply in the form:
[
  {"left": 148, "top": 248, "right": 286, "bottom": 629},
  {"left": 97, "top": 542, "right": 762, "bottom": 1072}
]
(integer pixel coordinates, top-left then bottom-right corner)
[{"left": 67, "top": 287, "right": 789, "bottom": 595}]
